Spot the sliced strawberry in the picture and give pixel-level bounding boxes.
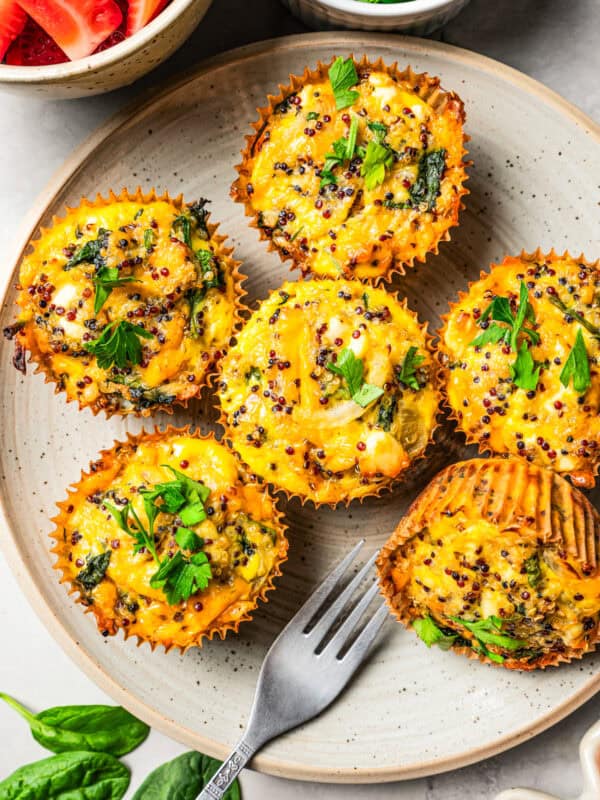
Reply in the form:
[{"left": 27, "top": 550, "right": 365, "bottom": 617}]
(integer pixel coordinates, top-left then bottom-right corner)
[
  {"left": 94, "top": 0, "right": 126, "bottom": 51},
  {"left": 17, "top": 0, "right": 123, "bottom": 61},
  {"left": 0, "top": 0, "right": 27, "bottom": 60},
  {"left": 125, "top": 0, "right": 169, "bottom": 36},
  {"left": 5, "top": 16, "right": 67, "bottom": 65}
]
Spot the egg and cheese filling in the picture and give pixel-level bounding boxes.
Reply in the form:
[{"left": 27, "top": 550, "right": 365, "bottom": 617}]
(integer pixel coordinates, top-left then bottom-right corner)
[
  {"left": 7, "top": 197, "right": 239, "bottom": 414},
  {"left": 54, "top": 434, "right": 286, "bottom": 648},
  {"left": 218, "top": 279, "right": 438, "bottom": 504},
  {"left": 440, "top": 254, "right": 600, "bottom": 486},
  {"left": 236, "top": 59, "right": 466, "bottom": 279},
  {"left": 391, "top": 513, "right": 600, "bottom": 666}
]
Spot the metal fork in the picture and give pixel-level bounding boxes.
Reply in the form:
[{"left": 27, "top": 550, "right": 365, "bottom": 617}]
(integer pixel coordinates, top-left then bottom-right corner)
[{"left": 197, "top": 539, "right": 388, "bottom": 799}]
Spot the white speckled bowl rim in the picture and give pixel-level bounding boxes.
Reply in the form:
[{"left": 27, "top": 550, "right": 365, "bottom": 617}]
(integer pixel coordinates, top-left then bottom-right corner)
[{"left": 0, "top": 33, "right": 599, "bottom": 784}]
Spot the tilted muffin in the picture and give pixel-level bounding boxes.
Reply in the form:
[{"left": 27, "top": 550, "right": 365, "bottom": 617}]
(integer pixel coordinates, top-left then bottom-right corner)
[
  {"left": 52, "top": 429, "right": 287, "bottom": 650},
  {"left": 232, "top": 55, "right": 467, "bottom": 281},
  {"left": 377, "top": 457, "right": 600, "bottom": 669},
  {"left": 218, "top": 279, "right": 439, "bottom": 505},
  {"left": 4, "top": 189, "right": 244, "bottom": 415},
  {"left": 438, "top": 250, "right": 600, "bottom": 487}
]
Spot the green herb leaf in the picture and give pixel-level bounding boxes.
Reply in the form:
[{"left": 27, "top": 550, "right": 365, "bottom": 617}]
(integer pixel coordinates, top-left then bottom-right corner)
[
  {"left": 175, "top": 528, "right": 204, "bottom": 551},
  {"left": 470, "top": 323, "right": 509, "bottom": 348},
  {"left": 524, "top": 553, "right": 542, "bottom": 589},
  {"left": 367, "top": 120, "right": 388, "bottom": 142},
  {"left": 0, "top": 693, "right": 149, "bottom": 757},
  {"left": 560, "top": 328, "right": 591, "bottom": 393},
  {"left": 376, "top": 393, "right": 397, "bottom": 432},
  {"left": 132, "top": 751, "right": 240, "bottom": 800},
  {"left": 0, "top": 750, "right": 129, "bottom": 799},
  {"left": 413, "top": 616, "right": 457, "bottom": 651},
  {"left": 150, "top": 551, "right": 212, "bottom": 605},
  {"left": 326, "top": 347, "right": 383, "bottom": 407},
  {"left": 548, "top": 294, "right": 600, "bottom": 341},
  {"left": 451, "top": 615, "right": 527, "bottom": 657},
  {"left": 162, "top": 465, "right": 210, "bottom": 505},
  {"left": 408, "top": 149, "right": 446, "bottom": 211},
  {"left": 75, "top": 552, "right": 110, "bottom": 591},
  {"left": 196, "top": 248, "right": 223, "bottom": 292},
  {"left": 172, "top": 214, "right": 192, "bottom": 247},
  {"left": 143, "top": 229, "right": 155, "bottom": 251},
  {"left": 65, "top": 228, "right": 111, "bottom": 271},
  {"left": 83, "top": 321, "right": 153, "bottom": 370},
  {"left": 510, "top": 341, "right": 541, "bottom": 390},
  {"left": 92, "top": 266, "right": 138, "bottom": 315},
  {"left": 105, "top": 501, "right": 158, "bottom": 563},
  {"left": 245, "top": 366, "right": 262, "bottom": 384},
  {"left": 306, "top": 111, "right": 319, "bottom": 121},
  {"left": 397, "top": 346, "right": 426, "bottom": 391},
  {"left": 328, "top": 56, "right": 359, "bottom": 110},
  {"left": 360, "top": 140, "right": 394, "bottom": 190},
  {"left": 345, "top": 116, "right": 359, "bottom": 160}
]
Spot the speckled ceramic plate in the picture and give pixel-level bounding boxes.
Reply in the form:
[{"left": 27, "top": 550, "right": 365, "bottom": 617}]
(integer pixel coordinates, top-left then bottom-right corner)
[{"left": 1, "top": 33, "right": 599, "bottom": 784}]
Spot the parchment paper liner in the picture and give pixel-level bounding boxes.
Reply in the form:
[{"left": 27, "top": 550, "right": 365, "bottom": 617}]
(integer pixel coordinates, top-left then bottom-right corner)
[
  {"left": 377, "top": 456, "right": 600, "bottom": 670},
  {"left": 50, "top": 426, "right": 288, "bottom": 653},
  {"left": 437, "top": 248, "right": 600, "bottom": 488},
  {"left": 9, "top": 187, "right": 246, "bottom": 417},
  {"left": 216, "top": 277, "right": 443, "bottom": 508},
  {"left": 231, "top": 54, "right": 469, "bottom": 282}
]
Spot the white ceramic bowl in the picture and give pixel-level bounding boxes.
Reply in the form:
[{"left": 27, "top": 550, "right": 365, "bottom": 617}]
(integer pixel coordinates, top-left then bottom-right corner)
[
  {"left": 281, "top": 0, "right": 470, "bottom": 34},
  {"left": 0, "top": 0, "right": 213, "bottom": 100}
]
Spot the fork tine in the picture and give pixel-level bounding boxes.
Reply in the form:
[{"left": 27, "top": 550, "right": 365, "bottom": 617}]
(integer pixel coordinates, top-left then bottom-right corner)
[
  {"left": 338, "top": 601, "right": 389, "bottom": 665},
  {"left": 281, "top": 539, "right": 365, "bottom": 632},
  {"left": 322, "top": 580, "right": 380, "bottom": 655},
  {"left": 308, "top": 550, "right": 379, "bottom": 642}
]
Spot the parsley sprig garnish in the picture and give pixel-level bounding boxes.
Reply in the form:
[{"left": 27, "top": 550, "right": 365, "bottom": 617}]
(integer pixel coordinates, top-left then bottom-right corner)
[
  {"left": 320, "top": 116, "right": 359, "bottom": 188},
  {"left": 471, "top": 282, "right": 543, "bottom": 390},
  {"left": 361, "top": 140, "right": 394, "bottom": 190},
  {"left": 92, "top": 267, "right": 138, "bottom": 314},
  {"left": 397, "top": 346, "right": 426, "bottom": 390},
  {"left": 326, "top": 347, "right": 384, "bottom": 407},
  {"left": 83, "top": 320, "right": 154, "bottom": 369},
  {"left": 105, "top": 466, "right": 213, "bottom": 605},
  {"left": 328, "top": 56, "right": 359, "bottom": 110},
  {"left": 560, "top": 328, "right": 591, "bottom": 393},
  {"left": 414, "top": 614, "right": 526, "bottom": 664}
]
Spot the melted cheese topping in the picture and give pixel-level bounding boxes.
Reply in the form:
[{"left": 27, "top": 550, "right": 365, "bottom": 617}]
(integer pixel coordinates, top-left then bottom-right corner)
[
  {"left": 54, "top": 433, "right": 286, "bottom": 649},
  {"left": 218, "top": 279, "right": 438, "bottom": 504},
  {"left": 390, "top": 510, "right": 600, "bottom": 665},
  {"left": 440, "top": 254, "right": 600, "bottom": 486},
  {"left": 12, "top": 198, "right": 240, "bottom": 414},
  {"left": 237, "top": 67, "right": 465, "bottom": 279}
]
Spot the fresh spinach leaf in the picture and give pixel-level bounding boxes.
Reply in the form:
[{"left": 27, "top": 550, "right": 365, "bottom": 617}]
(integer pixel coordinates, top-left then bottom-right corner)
[
  {"left": 76, "top": 552, "right": 110, "bottom": 591},
  {"left": 0, "top": 750, "right": 129, "bottom": 799},
  {"left": 408, "top": 149, "right": 446, "bottom": 211},
  {"left": 131, "top": 751, "right": 240, "bottom": 800},
  {"left": 0, "top": 694, "right": 148, "bottom": 757},
  {"left": 65, "top": 229, "right": 111, "bottom": 271}
]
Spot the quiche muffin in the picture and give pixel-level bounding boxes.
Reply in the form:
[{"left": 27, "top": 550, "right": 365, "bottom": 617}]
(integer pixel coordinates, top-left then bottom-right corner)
[
  {"left": 4, "top": 189, "right": 243, "bottom": 415},
  {"left": 378, "top": 457, "right": 600, "bottom": 669},
  {"left": 438, "top": 251, "right": 600, "bottom": 488},
  {"left": 232, "top": 55, "right": 467, "bottom": 281},
  {"left": 218, "top": 279, "right": 439, "bottom": 505},
  {"left": 52, "top": 429, "right": 287, "bottom": 650}
]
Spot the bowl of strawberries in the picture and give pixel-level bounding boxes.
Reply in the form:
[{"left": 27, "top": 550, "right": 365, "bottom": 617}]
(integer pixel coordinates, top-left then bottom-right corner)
[{"left": 0, "top": 0, "right": 213, "bottom": 98}]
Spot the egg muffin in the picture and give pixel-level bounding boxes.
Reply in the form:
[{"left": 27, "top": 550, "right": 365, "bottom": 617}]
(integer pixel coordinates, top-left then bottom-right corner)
[
  {"left": 378, "top": 457, "right": 600, "bottom": 669},
  {"left": 218, "top": 279, "right": 438, "bottom": 505},
  {"left": 4, "top": 189, "right": 244, "bottom": 415},
  {"left": 438, "top": 250, "right": 600, "bottom": 488},
  {"left": 52, "top": 429, "right": 287, "bottom": 650},
  {"left": 232, "top": 55, "right": 467, "bottom": 281}
]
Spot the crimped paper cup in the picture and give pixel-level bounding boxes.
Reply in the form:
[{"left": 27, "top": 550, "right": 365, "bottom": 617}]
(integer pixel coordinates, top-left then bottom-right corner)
[
  {"left": 216, "top": 276, "right": 443, "bottom": 508},
  {"left": 231, "top": 54, "right": 469, "bottom": 282},
  {"left": 9, "top": 187, "right": 246, "bottom": 418},
  {"left": 377, "top": 456, "right": 600, "bottom": 670},
  {"left": 50, "top": 426, "right": 288, "bottom": 653},
  {"left": 437, "top": 248, "right": 600, "bottom": 488}
]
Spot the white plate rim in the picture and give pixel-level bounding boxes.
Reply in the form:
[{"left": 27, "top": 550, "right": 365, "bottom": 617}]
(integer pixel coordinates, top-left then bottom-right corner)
[{"left": 1, "top": 32, "right": 599, "bottom": 784}]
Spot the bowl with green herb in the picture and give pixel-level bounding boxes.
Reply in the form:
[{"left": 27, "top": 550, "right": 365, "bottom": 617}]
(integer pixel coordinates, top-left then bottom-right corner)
[{"left": 280, "top": 0, "right": 470, "bottom": 34}]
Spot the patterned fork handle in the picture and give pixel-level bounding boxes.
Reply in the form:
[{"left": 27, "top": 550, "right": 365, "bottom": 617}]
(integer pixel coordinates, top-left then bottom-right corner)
[
  {"left": 200, "top": 739, "right": 255, "bottom": 799},
  {"left": 495, "top": 719, "right": 600, "bottom": 800}
]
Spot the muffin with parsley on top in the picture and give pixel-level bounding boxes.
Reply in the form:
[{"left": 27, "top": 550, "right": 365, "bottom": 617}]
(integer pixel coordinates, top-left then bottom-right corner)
[
  {"left": 4, "top": 189, "right": 244, "bottom": 415},
  {"left": 52, "top": 428, "right": 287, "bottom": 650},
  {"left": 233, "top": 55, "right": 467, "bottom": 281},
  {"left": 218, "top": 278, "right": 439, "bottom": 505},
  {"left": 438, "top": 250, "right": 600, "bottom": 487},
  {"left": 378, "top": 457, "right": 600, "bottom": 670}
]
